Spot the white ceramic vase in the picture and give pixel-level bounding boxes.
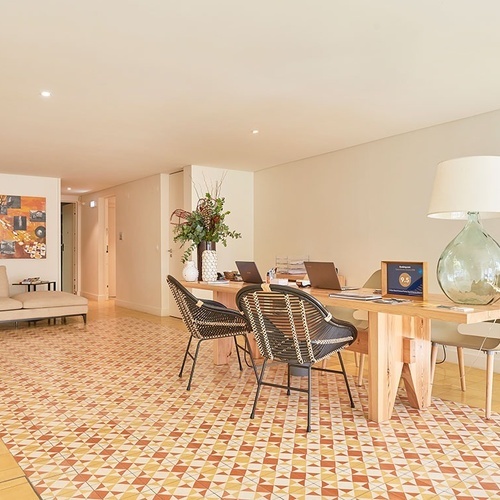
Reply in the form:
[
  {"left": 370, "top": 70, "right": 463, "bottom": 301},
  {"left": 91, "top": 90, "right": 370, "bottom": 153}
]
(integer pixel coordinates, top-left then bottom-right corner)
[
  {"left": 202, "top": 250, "right": 218, "bottom": 282},
  {"left": 182, "top": 261, "right": 198, "bottom": 282}
]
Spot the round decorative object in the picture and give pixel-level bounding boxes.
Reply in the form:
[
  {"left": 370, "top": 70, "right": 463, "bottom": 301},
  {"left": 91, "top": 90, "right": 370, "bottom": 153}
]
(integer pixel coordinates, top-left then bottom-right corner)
[
  {"left": 202, "top": 250, "right": 218, "bottom": 282},
  {"left": 437, "top": 212, "right": 500, "bottom": 305},
  {"left": 35, "top": 226, "right": 46, "bottom": 239},
  {"left": 182, "top": 261, "right": 198, "bottom": 282}
]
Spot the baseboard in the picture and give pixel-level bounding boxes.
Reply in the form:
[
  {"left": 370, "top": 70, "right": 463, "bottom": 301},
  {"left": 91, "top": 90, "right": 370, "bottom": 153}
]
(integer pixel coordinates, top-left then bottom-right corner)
[
  {"left": 80, "top": 291, "right": 105, "bottom": 301},
  {"left": 114, "top": 299, "right": 164, "bottom": 316}
]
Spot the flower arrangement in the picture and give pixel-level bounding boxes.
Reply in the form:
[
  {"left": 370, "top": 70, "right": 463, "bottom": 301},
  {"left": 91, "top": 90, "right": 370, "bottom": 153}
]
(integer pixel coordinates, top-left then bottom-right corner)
[{"left": 171, "top": 182, "right": 241, "bottom": 263}]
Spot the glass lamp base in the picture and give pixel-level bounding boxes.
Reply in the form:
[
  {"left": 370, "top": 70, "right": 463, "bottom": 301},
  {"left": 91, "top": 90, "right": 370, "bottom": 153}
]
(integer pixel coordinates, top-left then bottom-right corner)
[{"left": 437, "top": 213, "right": 500, "bottom": 305}]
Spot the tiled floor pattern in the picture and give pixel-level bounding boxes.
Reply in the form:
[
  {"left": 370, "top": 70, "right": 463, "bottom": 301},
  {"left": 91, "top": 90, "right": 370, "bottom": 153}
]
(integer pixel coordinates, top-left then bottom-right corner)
[{"left": 0, "top": 316, "right": 499, "bottom": 499}]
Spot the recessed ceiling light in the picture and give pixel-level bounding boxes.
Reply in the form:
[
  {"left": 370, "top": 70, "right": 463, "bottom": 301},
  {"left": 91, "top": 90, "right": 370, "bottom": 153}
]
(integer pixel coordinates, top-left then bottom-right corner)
[
  {"left": 40, "top": 90, "right": 52, "bottom": 97},
  {"left": 67, "top": 187, "right": 72, "bottom": 191},
  {"left": 252, "top": 130, "right": 259, "bottom": 135}
]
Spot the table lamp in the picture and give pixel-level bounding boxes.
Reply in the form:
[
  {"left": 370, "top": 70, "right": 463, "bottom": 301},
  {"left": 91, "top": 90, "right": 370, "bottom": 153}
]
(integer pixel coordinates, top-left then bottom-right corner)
[{"left": 428, "top": 156, "right": 500, "bottom": 305}]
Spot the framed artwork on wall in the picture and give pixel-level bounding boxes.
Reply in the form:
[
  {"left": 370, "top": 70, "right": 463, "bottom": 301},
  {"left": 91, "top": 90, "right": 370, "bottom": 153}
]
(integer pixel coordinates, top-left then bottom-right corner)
[{"left": 0, "top": 195, "right": 46, "bottom": 259}]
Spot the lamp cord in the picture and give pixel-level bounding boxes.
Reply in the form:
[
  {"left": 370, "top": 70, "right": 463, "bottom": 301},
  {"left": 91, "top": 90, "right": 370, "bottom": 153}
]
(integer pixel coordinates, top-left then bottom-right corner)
[{"left": 436, "top": 344, "right": 447, "bottom": 364}]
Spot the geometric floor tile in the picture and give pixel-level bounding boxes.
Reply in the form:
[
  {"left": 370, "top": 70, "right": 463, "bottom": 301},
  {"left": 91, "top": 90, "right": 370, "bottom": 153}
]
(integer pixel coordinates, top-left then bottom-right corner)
[{"left": 0, "top": 316, "right": 499, "bottom": 499}]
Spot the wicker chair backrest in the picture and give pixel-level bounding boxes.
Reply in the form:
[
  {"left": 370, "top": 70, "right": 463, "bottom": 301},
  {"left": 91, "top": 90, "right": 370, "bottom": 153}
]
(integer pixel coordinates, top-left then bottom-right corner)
[
  {"left": 167, "top": 275, "right": 249, "bottom": 340},
  {"left": 236, "top": 284, "right": 356, "bottom": 364}
]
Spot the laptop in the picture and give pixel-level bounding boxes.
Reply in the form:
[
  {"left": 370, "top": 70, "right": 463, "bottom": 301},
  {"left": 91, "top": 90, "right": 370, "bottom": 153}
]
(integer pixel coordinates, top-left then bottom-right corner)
[
  {"left": 235, "top": 261, "right": 264, "bottom": 284},
  {"left": 303, "top": 261, "right": 359, "bottom": 290}
]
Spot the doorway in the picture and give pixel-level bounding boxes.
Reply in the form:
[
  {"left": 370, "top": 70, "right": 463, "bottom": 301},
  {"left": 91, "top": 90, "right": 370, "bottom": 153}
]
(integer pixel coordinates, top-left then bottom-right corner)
[{"left": 61, "top": 202, "right": 77, "bottom": 293}]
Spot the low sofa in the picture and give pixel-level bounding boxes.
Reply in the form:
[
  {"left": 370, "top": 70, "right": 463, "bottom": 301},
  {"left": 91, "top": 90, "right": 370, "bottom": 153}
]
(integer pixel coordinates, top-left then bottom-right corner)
[{"left": 0, "top": 266, "right": 88, "bottom": 324}]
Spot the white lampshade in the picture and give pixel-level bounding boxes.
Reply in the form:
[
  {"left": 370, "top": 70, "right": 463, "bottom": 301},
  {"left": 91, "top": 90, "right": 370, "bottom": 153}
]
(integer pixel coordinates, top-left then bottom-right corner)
[{"left": 428, "top": 156, "right": 500, "bottom": 220}]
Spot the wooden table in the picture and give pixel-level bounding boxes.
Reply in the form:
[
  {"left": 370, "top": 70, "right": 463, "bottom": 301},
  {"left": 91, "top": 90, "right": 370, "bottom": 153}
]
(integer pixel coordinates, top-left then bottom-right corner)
[{"left": 183, "top": 281, "right": 500, "bottom": 423}]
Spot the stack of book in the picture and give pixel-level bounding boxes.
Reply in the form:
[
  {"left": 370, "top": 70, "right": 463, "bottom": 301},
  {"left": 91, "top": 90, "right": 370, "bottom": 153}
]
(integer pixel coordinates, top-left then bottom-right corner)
[{"left": 20, "top": 277, "right": 42, "bottom": 284}]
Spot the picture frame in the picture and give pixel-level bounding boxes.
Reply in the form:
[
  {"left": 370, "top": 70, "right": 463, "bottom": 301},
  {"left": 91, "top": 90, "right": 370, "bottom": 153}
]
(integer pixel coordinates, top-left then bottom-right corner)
[
  {"left": 381, "top": 261, "right": 428, "bottom": 301},
  {"left": 0, "top": 194, "right": 46, "bottom": 259}
]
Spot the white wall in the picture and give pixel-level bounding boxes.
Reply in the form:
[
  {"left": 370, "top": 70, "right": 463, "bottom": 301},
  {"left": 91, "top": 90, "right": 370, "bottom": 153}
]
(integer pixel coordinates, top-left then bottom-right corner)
[
  {"left": 254, "top": 108, "right": 500, "bottom": 371},
  {"left": 80, "top": 194, "right": 101, "bottom": 298},
  {"left": 81, "top": 167, "right": 253, "bottom": 316},
  {"left": 255, "top": 109, "right": 500, "bottom": 291},
  {"left": 185, "top": 165, "right": 254, "bottom": 274},
  {"left": 61, "top": 193, "right": 79, "bottom": 203},
  {"left": 0, "top": 173, "right": 60, "bottom": 293},
  {"left": 80, "top": 173, "right": 169, "bottom": 315}
]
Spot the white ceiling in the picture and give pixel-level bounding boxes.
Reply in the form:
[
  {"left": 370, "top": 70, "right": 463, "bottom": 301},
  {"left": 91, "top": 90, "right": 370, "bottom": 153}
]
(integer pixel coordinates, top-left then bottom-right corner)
[{"left": 2, "top": 1, "right": 500, "bottom": 194}]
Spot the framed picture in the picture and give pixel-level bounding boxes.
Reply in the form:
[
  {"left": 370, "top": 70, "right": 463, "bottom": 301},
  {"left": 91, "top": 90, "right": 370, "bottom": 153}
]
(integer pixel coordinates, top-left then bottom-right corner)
[
  {"left": 381, "top": 261, "right": 428, "bottom": 301},
  {"left": 0, "top": 194, "right": 46, "bottom": 259}
]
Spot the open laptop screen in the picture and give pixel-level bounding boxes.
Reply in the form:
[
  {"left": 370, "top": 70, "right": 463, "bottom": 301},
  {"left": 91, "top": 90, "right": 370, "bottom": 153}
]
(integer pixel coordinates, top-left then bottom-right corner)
[
  {"left": 235, "top": 261, "right": 264, "bottom": 284},
  {"left": 304, "top": 261, "right": 343, "bottom": 289},
  {"left": 304, "top": 261, "right": 359, "bottom": 290}
]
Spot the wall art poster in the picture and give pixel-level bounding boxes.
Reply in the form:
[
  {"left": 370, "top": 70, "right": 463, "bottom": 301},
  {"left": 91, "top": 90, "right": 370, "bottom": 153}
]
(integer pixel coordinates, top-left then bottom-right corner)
[{"left": 0, "top": 195, "right": 46, "bottom": 259}]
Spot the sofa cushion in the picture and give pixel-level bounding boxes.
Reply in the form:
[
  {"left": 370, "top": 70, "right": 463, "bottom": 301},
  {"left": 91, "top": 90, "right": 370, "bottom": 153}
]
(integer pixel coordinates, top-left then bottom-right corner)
[
  {"left": 0, "top": 266, "right": 9, "bottom": 298},
  {"left": 0, "top": 297, "right": 23, "bottom": 311},
  {"left": 12, "top": 291, "right": 88, "bottom": 309}
]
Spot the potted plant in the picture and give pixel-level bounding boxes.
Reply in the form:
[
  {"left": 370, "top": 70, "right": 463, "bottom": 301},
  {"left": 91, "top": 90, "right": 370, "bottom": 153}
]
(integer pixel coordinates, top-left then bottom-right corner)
[{"left": 171, "top": 185, "right": 241, "bottom": 280}]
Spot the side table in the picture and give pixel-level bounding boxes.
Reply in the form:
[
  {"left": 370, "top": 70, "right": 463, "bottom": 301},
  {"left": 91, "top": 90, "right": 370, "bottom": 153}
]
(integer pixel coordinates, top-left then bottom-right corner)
[{"left": 13, "top": 281, "right": 57, "bottom": 292}]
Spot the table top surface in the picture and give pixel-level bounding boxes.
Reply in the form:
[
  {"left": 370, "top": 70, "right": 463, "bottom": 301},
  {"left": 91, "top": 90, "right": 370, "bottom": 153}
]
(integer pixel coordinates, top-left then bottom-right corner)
[
  {"left": 183, "top": 280, "right": 500, "bottom": 324},
  {"left": 14, "top": 280, "right": 56, "bottom": 285},
  {"left": 14, "top": 280, "right": 55, "bottom": 285}
]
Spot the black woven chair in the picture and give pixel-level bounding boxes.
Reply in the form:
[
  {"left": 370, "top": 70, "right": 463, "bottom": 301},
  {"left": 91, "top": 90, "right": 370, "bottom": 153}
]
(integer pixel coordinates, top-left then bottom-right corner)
[
  {"left": 236, "top": 284, "right": 357, "bottom": 432},
  {"left": 167, "top": 275, "right": 257, "bottom": 390}
]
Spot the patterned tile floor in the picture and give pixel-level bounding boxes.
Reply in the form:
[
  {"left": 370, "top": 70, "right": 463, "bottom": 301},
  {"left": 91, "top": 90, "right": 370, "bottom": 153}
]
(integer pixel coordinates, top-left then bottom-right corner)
[{"left": 0, "top": 313, "right": 499, "bottom": 499}]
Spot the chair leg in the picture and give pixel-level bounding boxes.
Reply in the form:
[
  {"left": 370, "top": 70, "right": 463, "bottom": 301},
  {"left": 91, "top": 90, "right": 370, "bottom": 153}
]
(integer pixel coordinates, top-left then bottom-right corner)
[
  {"left": 250, "top": 359, "right": 268, "bottom": 419},
  {"left": 306, "top": 365, "right": 312, "bottom": 433},
  {"left": 233, "top": 337, "right": 243, "bottom": 371},
  {"left": 457, "top": 346, "right": 466, "bottom": 391},
  {"left": 185, "top": 339, "right": 204, "bottom": 391},
  {"left": 244, "top": 336, "right": 259, "bottom": 382},
  {"left": 179, "top": 336, "right": 194, "bottom": 378},
  {"left": 486, "top": 351, "right": 495, "bottom": 419},
  {"left": 287, "top": 364, "right": 291, "bottom": 395},
  {"left": 357, "top": 353, "right": 366, "bottom": 386},
  {"left": 337, "top": 351, "right": 355, "bottom": 408},
  {"left": 430, "top": 342, "right": 439, "bottom": 385}
]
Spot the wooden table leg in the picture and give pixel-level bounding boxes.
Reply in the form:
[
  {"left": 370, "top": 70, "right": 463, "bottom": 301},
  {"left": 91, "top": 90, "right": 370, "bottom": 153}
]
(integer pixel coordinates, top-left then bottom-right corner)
[
  {"left": 211, "top": 290, "right": 237, "bottom": 365},
  {"left": 368, "top": 311, "right": 404, "bottom": 422},
  {"left": 400, "top": 316, "right": 432, "bottom": 410},
  {"left": 367, "top": 312, "right": 431, "bottom": 423}
]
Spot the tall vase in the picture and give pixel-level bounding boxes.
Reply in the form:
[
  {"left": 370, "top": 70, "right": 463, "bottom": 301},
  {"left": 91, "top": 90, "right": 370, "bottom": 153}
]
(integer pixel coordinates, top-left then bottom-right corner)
[
  {"left": 202, "top": 249, "right": 218, "bottom": 282},
  {"left": 197, "top": 241, "right": 216, "bottom": 281}
]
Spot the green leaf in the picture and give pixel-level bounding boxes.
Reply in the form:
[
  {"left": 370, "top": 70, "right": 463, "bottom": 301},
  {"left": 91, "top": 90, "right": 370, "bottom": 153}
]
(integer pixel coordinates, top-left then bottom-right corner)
[{"left": 171, "top": 193, "right": 242, "bottom": 263}]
